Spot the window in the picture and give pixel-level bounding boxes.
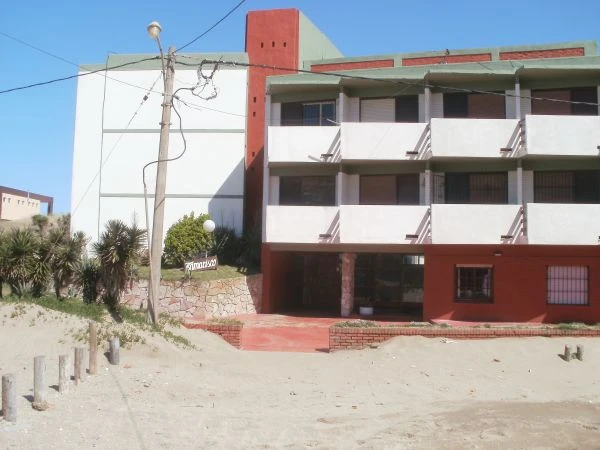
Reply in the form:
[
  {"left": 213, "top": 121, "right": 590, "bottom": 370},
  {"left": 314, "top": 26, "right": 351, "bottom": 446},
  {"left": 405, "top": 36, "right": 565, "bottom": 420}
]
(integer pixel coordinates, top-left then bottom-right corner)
[
  {"left": 443, "top": 92, "right": 506, "bottom": 119},
  {"left": 446, "top": 172, "right": 508, "bottom": 204},
  {"left": 395, "top": 95, "right": 419, "bottom": 122},
  {"left": 456, "top": 266, "right": 493, "bottom": 302},
  {"left": 360, "top": 174, "right": 420, "bottom": 205},
  {"left": 279, "top": 176, "right": 336, "bottom": 206},
  {"left": 280, "top": 101, "right": 336, "bottom": 126},
  {"left": 534, "top": 171, "right": 600, "bottom": 203},
  {"left": 547, "top": 266, "right": 588, "bottom": 305},
  {"left": 531, "top": 87, "right": 598, "bottom": 116}
]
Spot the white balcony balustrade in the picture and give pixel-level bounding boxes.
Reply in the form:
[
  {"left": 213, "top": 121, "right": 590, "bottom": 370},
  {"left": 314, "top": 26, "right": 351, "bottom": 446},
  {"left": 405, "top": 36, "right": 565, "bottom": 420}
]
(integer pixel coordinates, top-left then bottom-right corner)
[
  {"left": 267, "top": 126, "right": 340, "bottom": 164},
  {"left": 431, "top": 204, "right": 524, "bottom": 244},
  {"left": 340, "top": 205, "right": 430, "bottom": 244},
  {"left": 265, "top": 205, "right": 339, "bottom": 244},
  {"left": 525, "top": 115, "right": 600, "bottom": 157},
  {"left": 527, "top": 203, "right": 600, "bottom": 245}
]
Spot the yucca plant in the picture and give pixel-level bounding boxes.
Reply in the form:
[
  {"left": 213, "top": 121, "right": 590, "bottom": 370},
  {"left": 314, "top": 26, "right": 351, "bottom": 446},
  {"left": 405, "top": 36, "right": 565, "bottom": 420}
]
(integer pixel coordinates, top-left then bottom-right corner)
[
  {"left": 4, "top": 228, "right": 42, "bottom": 297},
  {"left": 93, "top": 220, "right": 146, "bottom": 310},
  {"left": 75, "top": 258, "right": 101, "bottom": 304}
]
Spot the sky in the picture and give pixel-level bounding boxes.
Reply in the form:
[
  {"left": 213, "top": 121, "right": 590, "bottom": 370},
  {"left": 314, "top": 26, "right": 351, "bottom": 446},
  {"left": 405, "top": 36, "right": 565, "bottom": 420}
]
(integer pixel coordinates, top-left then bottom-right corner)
[{"left": 2, "top": 0, "right": 600, "bottom": 214}]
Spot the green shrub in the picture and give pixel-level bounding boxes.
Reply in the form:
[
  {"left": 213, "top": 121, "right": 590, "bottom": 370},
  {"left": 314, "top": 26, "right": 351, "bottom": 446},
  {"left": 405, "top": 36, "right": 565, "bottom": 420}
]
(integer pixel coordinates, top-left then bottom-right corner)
[
  {"left": 163, "top": 212, "right": 212, "bottom": 268},
  {"left": 76, "top": 259, "right": 101, "bottom": 304},
  {"left": 212, "top": 226, "right": 242, "bottom": 266}
]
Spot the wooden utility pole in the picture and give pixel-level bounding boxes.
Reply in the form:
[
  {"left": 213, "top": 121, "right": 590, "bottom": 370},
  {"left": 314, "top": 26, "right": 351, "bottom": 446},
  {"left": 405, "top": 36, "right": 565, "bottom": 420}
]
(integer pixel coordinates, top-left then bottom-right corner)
[{"left": 148, "top": 46, "right": 176, "bottom": 325}]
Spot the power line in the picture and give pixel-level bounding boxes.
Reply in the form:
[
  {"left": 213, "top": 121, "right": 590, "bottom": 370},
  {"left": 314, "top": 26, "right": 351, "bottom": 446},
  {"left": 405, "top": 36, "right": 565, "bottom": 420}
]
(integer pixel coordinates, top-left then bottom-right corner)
[
  {"left": 0, "top": 57, "right": 160, "bottom": 95},
  {"left": 176, "top": 0, "right": 247, "bottom": 52},
  {"left": 181, "top": 57, "right": 600, "bottom": 107}
]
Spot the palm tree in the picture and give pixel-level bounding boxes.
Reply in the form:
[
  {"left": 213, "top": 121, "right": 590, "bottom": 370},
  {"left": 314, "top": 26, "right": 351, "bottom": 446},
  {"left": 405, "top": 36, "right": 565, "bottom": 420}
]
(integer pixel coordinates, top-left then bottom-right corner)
[{"left": 93, "top": 220, "right": 146, "bottom": 310}]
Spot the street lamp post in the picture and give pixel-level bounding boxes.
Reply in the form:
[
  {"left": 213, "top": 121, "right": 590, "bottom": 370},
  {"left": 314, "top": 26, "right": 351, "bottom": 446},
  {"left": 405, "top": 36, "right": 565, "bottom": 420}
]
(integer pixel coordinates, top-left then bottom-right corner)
[{"left": 147, "top": 21, "right": 175, "bottom": 324}]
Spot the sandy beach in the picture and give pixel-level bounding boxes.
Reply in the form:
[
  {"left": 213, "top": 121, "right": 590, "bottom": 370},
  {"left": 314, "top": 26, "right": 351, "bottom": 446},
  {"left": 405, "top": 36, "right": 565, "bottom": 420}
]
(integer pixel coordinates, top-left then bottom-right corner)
[{"left": 1, "top": 302, "right": 599, "bottom": 449}]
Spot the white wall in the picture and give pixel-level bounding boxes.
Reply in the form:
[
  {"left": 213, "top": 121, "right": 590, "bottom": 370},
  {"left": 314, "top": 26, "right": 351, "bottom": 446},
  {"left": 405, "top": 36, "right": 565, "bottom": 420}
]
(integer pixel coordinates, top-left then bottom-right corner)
[
  {"left": 266, "top": 205, "right": 340, "bottom": 243},
  {"left": 0, "top": 193, "right": 41, "bottom": 220},
  {"left": 430, "top": 118, "right": 520, "bottom": 158},
  {"left": 268, "top": 126, "right": 340, "bottom": 163},
  {"left": 341, "top": 173, "right": 359, "bottom": 205},
  {"left": 71, "top": 65, "right": 247, "bottom": 245},
  {"left": 432, "top": 204, "right": 523, "bottom": 244},
  {"left": 527, "top": 203, "right": 600, "bottom": 245},
  {"left": 341, "top": 122, "right": 429, "bottom": 160},
  {"left": 525, "top": 115, "right": 600, "bottom": 156}
]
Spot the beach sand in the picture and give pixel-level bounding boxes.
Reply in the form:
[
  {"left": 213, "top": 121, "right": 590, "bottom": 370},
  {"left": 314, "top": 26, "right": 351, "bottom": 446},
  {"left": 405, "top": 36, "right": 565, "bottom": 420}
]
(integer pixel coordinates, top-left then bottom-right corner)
[{"left": 1, "top": 303, "right": 599, "bottom": 449}]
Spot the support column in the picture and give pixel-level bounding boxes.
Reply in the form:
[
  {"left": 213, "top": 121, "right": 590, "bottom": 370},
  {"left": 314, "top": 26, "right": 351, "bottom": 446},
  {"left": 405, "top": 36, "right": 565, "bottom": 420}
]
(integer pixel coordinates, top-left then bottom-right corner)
[
  {"left": 262, "top": 93, "right": 271, "bottom": 242},
  {"left": 515, "top": 73, "right": 522, "bottom": 120},
  {"left": 424, "top": 85, "right": 431, "bottom": 122},
  {"left": 340, "top": 253, "right": 357, "bottom": 317}
]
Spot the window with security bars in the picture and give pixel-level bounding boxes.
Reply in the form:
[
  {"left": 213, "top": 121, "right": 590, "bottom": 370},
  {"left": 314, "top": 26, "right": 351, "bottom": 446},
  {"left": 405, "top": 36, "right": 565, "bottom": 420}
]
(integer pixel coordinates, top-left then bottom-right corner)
[
  {"left": 280, "top": 101, "right": 336, "bottom": 126},
  {"left": 547, "top": 266, "right": 589, "bottom": 305},
  {"left": 455, "top": 266, "right": 493, "bottom": 302},
  {"left": 446, "top": 172, "right": 508, "bottom": 204},
  {"left": 534, "top": 171, "right": 600, "bottom": 203}
]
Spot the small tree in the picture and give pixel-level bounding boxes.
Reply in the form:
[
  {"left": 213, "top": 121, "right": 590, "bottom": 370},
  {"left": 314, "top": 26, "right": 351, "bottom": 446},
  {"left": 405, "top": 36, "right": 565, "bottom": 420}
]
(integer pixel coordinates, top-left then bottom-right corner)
[
  {"left": 163, "top": 212, "right": 213, "bottom": 267},
  {"left": 93, "top": 220, "right": 146, "bottom": 310}
]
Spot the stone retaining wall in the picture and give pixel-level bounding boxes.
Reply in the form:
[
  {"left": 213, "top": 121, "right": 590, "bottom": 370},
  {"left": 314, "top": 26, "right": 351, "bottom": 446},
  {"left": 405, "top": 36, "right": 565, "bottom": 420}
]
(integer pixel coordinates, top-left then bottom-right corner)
[
  {"left": 330, "top": 326, "right": 600, "bottom": 351},
  {"left": 121, "top": 274, "right": 262, "bottom": 320}
]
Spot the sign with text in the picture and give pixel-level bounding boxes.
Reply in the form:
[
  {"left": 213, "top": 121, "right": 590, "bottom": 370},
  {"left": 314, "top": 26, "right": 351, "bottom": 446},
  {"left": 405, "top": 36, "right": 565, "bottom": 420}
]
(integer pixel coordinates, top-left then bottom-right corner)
[{"left": 184, "top": 255, "right": 218, "bottom": 272}]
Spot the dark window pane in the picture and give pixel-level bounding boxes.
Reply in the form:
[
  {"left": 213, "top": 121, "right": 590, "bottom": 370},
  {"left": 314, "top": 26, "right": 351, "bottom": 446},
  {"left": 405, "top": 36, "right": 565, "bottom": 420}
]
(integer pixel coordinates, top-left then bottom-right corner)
[
  {"left": 321, "top": 103, "right": 336, "bottom": 125},
  {"left": 445, "top": 173, "right": 470, "bottom": 203},
  {"left": 279, "top": 176, "right": 336, "bottom": 206},
  {"left": 360, "top": 175, "right": 397, "bottom": 205},
  {"left": 467, "top": 93, "right": 506, "bottom": 119},
  {"left": 571, "top": 87, "right": 598, "bottom": 116},
  {"left": 574, "top": 171, "right": 600, "bottom": 203},
  {"left": 302, "top": 104, "right": 320, "bottom": 126},
  {"left": 534, "top": 172, "right": 575, "bottom": 203},
  {"left": 444, "top": 93, "right": 468, "bottom": 118},
  {"left": 281, "top": 102, "right": 303, "bottom": 126},
  {"left": 470, "top": 173, "right": 508, "bottom": 204},
  {"left": 456, "top": 267, "right": 493, "bottom": 302},
  {"left": 395, "top": 95, "right": 419, "bottom": 123},
  {"left": 531, "top": 89, "right": 572, "bottom": 115},
  {"left": 397, "top": 173, "right": 420, "bottom": 205}
]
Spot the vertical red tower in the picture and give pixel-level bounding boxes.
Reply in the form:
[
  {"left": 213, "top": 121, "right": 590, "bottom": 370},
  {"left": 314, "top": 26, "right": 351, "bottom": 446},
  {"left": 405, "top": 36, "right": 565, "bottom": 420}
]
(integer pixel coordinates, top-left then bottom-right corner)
[{"left": 244, "top": 9, "right": 301, "bottom": 228}]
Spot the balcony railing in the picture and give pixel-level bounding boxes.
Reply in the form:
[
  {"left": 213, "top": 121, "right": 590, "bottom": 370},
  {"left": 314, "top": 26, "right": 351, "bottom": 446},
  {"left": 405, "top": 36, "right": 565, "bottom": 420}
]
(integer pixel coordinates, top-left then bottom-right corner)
[
  {"left": 340, "top": 205, "right": 430, "bottom": 244},
  {"left": 265, "top": 205, "right": 339, "bottom": 244},
  {"left": 431, "top": 204, "right": 524, "bottom": 244},
  {"left": 527, "top": 203, "right": 600, "bottom": 245},
  {"left": 267, "top": 126, "right": 340, "bottom": 164},
  {"left": 430, "top": 118, "right": 522, "bottom": 158},
  {"left": 525, "top": 115, "right": 600, "bottom": 157},
  {"left": 340, "top": 122, "right": 430, "bottom": 161}
]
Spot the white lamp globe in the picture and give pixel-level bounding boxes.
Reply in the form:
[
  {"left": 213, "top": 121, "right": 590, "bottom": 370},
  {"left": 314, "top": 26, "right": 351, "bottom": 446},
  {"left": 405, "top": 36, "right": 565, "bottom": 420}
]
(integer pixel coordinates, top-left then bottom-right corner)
[
  {"left": 203, "top": 219, "right": 216, "bottom": 233},
  {"left": 147, "top": 21, "right": 162, "bottom": 40}
]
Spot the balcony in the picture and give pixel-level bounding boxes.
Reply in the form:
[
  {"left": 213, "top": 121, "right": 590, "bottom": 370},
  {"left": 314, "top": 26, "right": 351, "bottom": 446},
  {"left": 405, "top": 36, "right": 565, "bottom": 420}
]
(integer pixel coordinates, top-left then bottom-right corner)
[
  {"left": 430, "top": 118, "right": 521, "bottom": 158},
  {"left": 265, "top": 205, "right": 339, "bottom": 244},
  {"left": 431, "top": 204, "right": 523, "bottom": 244},
  {"left": 340, "top": 123, "right": 430, "bottom": 161},
  {"left": 267, "top": 126, "right": 340, "bottom": 164},
  {"left": 527, "top": 203, "right": 600, "bottom": 245},
  {"left": 340, "top": 205, "right": 430, "bottom": 244},
  {"left": 525, "top": 115, "right": 600, "bottom": 157}
]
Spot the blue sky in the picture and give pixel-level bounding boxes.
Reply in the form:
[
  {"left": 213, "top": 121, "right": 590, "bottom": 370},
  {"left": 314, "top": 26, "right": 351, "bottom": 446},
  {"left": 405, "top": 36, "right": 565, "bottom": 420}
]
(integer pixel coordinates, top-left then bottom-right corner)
[{"left": 2, "top": 0, "right": 599, "bottom": 214}]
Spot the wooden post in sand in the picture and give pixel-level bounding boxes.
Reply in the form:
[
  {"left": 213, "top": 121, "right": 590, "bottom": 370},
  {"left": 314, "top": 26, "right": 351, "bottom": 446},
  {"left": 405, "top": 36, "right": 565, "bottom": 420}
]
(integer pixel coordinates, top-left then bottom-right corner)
[
  {"left": 2, "top": 374, "right": 17, "bottom": 422},
  {"left": 576, "top": 344, "right": 584, "bottom": 361},
  {"left": 74, "top": 347, "right": 84, "bottom": 385},
  {"left": 32, "top": 356, "right": 48, "bottom": 411},
  {"left": 109, "top": 338, "right": 120, "bottom": 366},
  {"left": 564, "top": 345, "right": 572, "bottom": 361},
  {"left": 58, "top": 355, "right": 69, "bottom": 393},
  {"left": 89, "top": 322, "right": 98, "bottom": 375}
]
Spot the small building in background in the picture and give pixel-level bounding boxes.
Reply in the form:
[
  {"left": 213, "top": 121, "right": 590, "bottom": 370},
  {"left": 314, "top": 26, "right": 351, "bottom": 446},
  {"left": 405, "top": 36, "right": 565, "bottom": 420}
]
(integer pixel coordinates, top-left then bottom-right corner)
[{"left": 0, "top": 185, "right": 53, "bottom": 221}]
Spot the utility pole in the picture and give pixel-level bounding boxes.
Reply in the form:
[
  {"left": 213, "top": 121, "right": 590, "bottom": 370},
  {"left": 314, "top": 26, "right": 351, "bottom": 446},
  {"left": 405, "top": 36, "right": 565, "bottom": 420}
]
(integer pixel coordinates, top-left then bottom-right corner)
[{"left": 148, "top": 46, "right": 175, "bottom": 324}]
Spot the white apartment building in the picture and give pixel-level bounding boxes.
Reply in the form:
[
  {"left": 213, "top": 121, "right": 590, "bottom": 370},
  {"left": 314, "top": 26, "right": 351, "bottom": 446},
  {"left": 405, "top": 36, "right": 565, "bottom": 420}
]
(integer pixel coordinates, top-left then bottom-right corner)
[{"left": 71, "top": 53, "right": 248, "bottom": 242}]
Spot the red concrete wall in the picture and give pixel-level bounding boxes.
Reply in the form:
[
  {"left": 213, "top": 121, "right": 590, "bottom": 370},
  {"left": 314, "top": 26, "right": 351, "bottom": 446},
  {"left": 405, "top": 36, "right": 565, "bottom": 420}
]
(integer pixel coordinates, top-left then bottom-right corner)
[
  {"left": 311, "top": 59, "right": 394, "bottom": 72},
  {"left": 402, "top": 53, "right": 491, "bottom": 66},
  {"left": 500, "top": 47, "right": 584, "bottom": 61},
  {"left": 245, "top": 9, "right": 300, "bottom": 228},
  {"left": 260, "top": 246, "right": 298, "bottom": 313},
  {"left": 424, "top": 245, "right": 600, "bottom": 323}
]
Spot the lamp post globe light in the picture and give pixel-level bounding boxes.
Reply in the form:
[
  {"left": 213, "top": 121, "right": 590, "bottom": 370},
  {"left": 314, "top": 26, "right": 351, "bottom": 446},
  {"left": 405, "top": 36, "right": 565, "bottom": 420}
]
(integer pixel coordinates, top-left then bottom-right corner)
[
  {"left": 146, "top": 21, "right": 162, "bottom": 40},
  {"left": 203, "top": 219, "right": 216, "bottom": 233}
]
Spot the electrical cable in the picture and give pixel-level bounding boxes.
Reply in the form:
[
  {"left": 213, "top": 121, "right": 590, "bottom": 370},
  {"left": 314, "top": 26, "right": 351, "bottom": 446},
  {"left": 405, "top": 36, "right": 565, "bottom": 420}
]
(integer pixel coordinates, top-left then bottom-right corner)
[
  {"left": 175, "top": 0, "right": 247, "bottom": 52},
  {"left": 180, "top": 57, "right": 600, "bottom": 107},
  {"left": 0, "top": 56, "right": 160, "bottom": 95}
]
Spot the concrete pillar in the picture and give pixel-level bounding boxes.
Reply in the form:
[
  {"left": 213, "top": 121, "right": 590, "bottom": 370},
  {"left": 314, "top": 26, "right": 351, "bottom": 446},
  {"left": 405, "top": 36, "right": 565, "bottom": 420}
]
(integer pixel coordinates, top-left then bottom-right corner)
[{"left": 340, "top": 253, "right": 357, "bottom": 317}]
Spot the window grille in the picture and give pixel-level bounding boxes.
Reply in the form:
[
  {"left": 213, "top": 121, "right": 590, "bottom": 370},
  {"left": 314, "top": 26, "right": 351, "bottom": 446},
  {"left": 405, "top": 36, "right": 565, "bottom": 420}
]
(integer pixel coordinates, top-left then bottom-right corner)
[
  {"left": 547, "top": 266, "right": 589, "bottom": 305},
  {"left": 455, "top": 266, "right": 493, "bottom": 302}
]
